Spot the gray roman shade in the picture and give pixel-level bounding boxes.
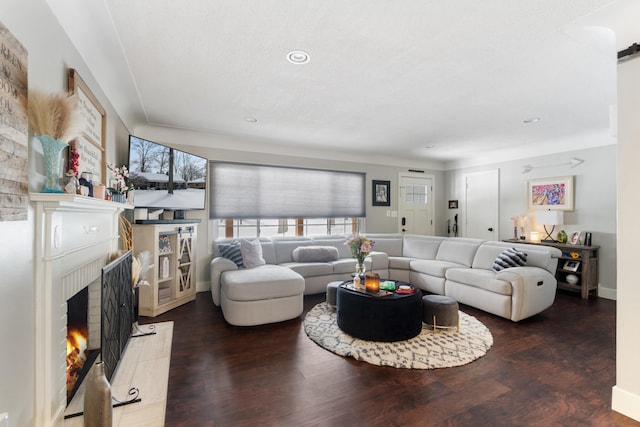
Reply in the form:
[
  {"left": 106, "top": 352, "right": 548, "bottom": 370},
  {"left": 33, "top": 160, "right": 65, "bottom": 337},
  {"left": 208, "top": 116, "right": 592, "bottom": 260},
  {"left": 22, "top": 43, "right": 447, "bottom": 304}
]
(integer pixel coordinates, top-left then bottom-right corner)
[{"left": 209, "top": 161, "right": 366, "bottom": 219}]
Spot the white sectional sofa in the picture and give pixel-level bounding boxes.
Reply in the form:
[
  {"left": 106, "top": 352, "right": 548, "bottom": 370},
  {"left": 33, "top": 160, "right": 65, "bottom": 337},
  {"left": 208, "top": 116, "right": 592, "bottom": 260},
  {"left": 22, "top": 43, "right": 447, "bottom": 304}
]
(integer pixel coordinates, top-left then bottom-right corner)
[{"left": 210, "top": 234, "right": 562, "bottom": 325}]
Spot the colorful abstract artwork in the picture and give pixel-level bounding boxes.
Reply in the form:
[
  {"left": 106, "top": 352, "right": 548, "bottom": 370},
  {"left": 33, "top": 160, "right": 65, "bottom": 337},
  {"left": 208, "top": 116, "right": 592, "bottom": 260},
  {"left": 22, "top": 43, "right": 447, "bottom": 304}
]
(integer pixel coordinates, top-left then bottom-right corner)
[{"left": 527, "top": 176, "right": 574, "bottom": 211}]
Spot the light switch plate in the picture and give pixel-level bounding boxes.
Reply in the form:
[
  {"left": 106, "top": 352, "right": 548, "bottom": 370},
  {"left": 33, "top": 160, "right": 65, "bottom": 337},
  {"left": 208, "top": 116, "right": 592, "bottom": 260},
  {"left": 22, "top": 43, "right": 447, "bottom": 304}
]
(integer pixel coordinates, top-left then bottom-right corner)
[{"left": 0, "top": 412, "right": 8, "bottom": 427}]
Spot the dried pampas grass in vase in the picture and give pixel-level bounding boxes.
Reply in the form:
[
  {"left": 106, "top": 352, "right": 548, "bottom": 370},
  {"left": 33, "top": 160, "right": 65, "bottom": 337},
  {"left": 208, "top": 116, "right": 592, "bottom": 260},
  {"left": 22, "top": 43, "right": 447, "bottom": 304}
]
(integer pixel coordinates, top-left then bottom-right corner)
[{"left": 27, "top": 90, "right": 83, "bottom": 193}]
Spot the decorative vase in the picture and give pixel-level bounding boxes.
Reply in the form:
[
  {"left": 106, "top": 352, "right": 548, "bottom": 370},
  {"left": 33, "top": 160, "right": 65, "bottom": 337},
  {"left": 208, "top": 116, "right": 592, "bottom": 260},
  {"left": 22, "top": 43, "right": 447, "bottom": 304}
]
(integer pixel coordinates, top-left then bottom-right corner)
[
  {"left": 557, "top": 230, "right": 568, "bottom": 244},
  {"left": 35, "top": 135, "right": 68, "bottom": 193},
  {"left": 83, "top": 361, "right": 112, "bottom": 427},
  {"left": 355, "top": 261, "right": 366, "bottom": 278},
  {"left": 111, "top": 194, "right": 126, "bottom": 204}
]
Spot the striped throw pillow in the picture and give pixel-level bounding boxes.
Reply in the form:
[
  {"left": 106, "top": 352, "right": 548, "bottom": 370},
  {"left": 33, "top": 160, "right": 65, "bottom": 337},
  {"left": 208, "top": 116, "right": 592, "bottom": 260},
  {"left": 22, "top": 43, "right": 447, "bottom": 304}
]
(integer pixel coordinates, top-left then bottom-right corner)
[
  {"left": 492, "top": 248, "right": 527, "bottom": 272},
  {"left": 218, "top": 241, "right": 243, "bottom": 267}
]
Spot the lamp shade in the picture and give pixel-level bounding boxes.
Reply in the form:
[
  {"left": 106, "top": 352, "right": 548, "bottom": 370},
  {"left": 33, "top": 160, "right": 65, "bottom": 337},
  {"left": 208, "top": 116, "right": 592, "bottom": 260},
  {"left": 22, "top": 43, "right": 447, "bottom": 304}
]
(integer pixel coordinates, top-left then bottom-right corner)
[{"left": 535, "top": 210, "right": 564, "bottom": 226}]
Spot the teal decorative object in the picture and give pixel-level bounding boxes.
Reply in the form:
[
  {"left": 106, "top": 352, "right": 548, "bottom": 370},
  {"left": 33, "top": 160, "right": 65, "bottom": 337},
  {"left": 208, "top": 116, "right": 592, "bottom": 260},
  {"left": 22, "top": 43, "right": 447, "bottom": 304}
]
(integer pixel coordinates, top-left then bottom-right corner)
[{"left": 35, "top": 135, "right": 68, "bottom": 193}]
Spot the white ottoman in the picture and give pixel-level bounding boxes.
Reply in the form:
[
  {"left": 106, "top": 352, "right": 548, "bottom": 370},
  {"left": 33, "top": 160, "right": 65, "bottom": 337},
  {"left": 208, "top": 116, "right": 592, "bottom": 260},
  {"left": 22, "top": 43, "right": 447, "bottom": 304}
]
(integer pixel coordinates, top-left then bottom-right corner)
[{"left": 220, "top": 265, "right": 305, "bottom": 326}]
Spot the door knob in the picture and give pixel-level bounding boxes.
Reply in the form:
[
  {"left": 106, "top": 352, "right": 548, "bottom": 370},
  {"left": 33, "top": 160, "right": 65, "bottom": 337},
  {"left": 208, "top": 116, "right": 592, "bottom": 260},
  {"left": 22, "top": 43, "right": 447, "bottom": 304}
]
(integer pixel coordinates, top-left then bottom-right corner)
[{"left": 488, "top": 227, "right": 494, "bottom": 232}]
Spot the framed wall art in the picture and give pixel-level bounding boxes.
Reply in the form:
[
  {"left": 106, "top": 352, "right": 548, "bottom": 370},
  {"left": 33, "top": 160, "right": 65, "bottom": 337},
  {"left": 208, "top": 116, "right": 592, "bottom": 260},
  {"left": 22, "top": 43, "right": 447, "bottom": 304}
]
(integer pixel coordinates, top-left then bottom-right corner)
[
  {"left": 527, "top": 175, "right": 574, "bottom": 211},
  {"left": 372, "top": 180, "right": 390, "bottom": 206},
  {"left": 68, "top": 69, "right": 106, "bottom": 183}
]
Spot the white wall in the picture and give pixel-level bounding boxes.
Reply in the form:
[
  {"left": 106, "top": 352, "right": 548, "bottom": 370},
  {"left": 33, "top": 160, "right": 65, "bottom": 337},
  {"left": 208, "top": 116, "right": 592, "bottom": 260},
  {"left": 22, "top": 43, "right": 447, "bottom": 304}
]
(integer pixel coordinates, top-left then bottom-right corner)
[
  {"left": 612, "top": 47, "right": 640, "bottom": 422},
  {"left": 0, "top": 0, "right": 129, "bottom": 424}
]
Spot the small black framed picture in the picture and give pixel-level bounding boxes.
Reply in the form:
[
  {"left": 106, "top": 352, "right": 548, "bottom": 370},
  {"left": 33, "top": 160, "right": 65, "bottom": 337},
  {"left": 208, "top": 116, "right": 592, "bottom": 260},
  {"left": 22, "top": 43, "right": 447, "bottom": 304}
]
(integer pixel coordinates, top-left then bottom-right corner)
[
  {"left": 563, "top": 260, "right": 580, "bottom": 272},
  {"left": 448, "top": 200, "right": 459, "bottom": 209},
  {"left": 372, "top": 180, "right": 391, "bottom": 206}
]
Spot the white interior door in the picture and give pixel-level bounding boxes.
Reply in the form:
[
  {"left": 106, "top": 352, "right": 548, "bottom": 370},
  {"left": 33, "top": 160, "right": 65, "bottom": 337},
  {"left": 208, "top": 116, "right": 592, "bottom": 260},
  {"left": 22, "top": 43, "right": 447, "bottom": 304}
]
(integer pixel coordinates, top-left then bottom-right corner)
[
  {"left": 464, "top": 169, "right": 499, "bottom": 240},
  {"left": 398, "top": 174, "right": 434, "bottom": 235}
]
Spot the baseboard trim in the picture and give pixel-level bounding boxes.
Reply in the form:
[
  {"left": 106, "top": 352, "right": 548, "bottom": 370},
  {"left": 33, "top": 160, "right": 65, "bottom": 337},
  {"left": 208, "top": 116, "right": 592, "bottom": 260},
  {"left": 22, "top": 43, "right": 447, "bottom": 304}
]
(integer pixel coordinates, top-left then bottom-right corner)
[
  {"left": 597, "top": 285, "right": 617, "bottom": 301},
  {"left": 612, "top": 385, "right": 640, "bottom": 422}
]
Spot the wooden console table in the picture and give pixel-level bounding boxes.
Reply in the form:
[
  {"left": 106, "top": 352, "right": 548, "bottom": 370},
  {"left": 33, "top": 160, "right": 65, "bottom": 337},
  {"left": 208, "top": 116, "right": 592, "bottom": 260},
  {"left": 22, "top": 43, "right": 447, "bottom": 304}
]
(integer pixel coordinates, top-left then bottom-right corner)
[{"left": 503, "top": 240, "right": 599, "bottom": 300}]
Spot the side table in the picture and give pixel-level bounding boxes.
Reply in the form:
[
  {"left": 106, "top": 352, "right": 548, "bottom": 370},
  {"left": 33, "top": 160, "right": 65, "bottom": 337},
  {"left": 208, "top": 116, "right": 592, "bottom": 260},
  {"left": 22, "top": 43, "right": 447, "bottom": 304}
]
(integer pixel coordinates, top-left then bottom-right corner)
[{"left": 503, "top": 239, "right": 599, "bottom": 299}]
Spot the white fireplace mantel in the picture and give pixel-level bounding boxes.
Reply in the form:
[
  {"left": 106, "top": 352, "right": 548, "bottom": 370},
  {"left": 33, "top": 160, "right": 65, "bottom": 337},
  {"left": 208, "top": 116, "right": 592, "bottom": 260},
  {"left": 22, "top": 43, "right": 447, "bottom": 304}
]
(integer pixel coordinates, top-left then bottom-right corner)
[{"left": 31, "top": 194, "right": 130, "bottom": 427}]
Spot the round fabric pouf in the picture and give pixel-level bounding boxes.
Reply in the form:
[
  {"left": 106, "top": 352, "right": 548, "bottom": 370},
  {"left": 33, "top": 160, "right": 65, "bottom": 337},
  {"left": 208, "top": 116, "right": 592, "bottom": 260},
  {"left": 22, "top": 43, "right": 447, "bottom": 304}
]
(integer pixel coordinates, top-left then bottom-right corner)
[
  {"left": 326, "top": 281, "right": 342, "bottom": 308},
  {"left": 422, "top": 295, "right": 459, "bottom": 332}
]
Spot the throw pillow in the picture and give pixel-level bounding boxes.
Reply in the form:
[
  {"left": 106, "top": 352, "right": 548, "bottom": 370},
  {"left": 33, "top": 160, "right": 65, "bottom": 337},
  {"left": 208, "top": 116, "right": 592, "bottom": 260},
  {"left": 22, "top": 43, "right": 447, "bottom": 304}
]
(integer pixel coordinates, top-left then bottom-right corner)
[
  {"left": 218, "top": 241, "right": 243, "bottom": 267},
  {"left": 292, "top": 246, "right": 340, "bottom": 263},
  {"left": 492, "top": 248, "right": 527, "bottom": 272},
  {"left": 240, "top": 238, "right": 266, "bottom": 268}
]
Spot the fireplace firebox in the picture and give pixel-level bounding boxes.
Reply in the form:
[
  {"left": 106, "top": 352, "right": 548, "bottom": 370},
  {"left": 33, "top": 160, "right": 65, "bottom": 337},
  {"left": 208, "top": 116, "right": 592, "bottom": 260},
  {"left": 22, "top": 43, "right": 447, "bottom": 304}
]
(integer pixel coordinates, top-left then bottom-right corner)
[{"left": 66, "top": 286, "right": 100, "bottom": 404}]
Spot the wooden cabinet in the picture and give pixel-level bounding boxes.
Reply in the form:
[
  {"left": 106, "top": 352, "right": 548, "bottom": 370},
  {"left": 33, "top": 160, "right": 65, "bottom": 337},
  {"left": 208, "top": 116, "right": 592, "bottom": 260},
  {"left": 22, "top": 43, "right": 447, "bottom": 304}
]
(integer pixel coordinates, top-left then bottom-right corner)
[
  {"left": 504, "top": 240, "right": 599, "bottom": 299},
  {"left": 133, "top": 222, "right": 198, "bottom": 316}
]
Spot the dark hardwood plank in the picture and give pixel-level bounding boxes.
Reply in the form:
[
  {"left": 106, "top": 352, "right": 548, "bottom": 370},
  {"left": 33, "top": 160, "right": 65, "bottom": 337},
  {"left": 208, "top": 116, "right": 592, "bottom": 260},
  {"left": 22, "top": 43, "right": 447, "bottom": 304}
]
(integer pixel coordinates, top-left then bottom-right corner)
[{"left": 142, "top": 290, "right": 639, "bottom": 426}]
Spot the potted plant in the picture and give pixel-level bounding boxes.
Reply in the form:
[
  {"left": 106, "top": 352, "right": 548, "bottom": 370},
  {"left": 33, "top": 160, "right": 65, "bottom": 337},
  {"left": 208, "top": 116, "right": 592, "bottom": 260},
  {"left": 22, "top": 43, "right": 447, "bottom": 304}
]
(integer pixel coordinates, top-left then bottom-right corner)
[{"left": 107, "top": 162, "right": 134, "bottom": 203}]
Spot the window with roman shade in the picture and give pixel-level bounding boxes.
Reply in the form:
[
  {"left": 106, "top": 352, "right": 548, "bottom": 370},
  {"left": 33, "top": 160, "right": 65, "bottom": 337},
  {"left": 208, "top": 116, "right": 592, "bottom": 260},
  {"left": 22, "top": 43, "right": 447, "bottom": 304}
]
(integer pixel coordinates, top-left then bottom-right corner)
[{"left": 209, "top": 161, "right": 366, "bottom": 219}]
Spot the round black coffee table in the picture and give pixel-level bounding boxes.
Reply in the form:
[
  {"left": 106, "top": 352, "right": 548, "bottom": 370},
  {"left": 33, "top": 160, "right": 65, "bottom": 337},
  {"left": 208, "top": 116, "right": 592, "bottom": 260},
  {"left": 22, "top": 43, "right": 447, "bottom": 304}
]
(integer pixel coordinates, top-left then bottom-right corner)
[{"left": 336, "top": 281, "right": 423, "bottom": 342}]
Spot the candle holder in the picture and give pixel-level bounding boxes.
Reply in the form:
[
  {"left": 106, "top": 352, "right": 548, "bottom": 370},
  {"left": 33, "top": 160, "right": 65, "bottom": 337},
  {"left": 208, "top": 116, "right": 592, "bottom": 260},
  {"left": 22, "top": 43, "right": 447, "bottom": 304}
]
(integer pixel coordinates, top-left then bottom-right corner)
[{"left": 365, "top": 272, "right": 380, "bottom": 292}]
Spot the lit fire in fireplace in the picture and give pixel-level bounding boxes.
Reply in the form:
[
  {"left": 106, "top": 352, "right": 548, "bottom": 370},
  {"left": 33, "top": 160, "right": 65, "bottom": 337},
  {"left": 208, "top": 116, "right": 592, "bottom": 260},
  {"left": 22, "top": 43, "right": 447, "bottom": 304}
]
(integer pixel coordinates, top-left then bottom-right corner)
[{"left": 66, "top": 327, "right": 88, "bottom": 395}]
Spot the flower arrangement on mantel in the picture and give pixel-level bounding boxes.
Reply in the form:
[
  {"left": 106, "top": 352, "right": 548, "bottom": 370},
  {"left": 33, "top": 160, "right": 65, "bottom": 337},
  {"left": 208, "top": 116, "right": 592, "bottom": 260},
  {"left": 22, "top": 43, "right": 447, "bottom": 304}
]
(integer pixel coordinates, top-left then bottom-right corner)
[
  {"left": 27, "top": 90, "right": 83, "bottom": 193},
  {"left": 106, "top": 162, "right": 134, "bottom": 196},
  {"left": 344, "top": 234, "right": 375, "bottom": 275},
  {"left": 27, "top": 90, "right": 82, "bottom": 142}
]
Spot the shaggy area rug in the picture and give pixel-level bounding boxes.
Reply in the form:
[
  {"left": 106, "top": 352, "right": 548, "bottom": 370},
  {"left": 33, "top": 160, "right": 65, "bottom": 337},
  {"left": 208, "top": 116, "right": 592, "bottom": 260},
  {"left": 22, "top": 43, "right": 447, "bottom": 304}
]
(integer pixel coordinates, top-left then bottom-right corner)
[{"left": 303, "top": 303, "right": 493, "bottom": 369}]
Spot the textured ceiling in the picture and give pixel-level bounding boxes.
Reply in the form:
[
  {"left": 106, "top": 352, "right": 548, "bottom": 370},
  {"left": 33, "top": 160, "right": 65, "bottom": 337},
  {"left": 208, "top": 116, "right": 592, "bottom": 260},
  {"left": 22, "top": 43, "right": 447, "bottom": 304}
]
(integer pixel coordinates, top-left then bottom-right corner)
[{"left": 48, "top": 0, "right": 621, "bottom": 167}]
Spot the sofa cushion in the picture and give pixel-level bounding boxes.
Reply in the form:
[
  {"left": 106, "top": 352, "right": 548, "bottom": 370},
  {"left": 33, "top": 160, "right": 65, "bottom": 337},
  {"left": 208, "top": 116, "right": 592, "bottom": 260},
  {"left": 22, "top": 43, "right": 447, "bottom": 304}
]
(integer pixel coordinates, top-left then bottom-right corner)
[
  {"left": 292, "top": 246, "right": 339, "bottom": 263},
  {"left": 389, "top": 256, "right": 413, "bottom": 270},
  {"left": 365, "top": 234, "right": 404, "bottom": 257},
  {"left": 445, "top": 268, "right": 513, "bottom": 295},
  {"left": 492, "top": 248, "right": 527, "bottom": 272},
  {"left": 222, "top": 265, "right": 304, "bottom": 301},
  {"left": 240, "top": 238, "right": 266, "bottom": 268},
  {"left": 310, "top": 236, "right": 353, "bottom": 258},
  {"left": 272, "top": 237, "right": 314, "bottom": 264},
  {"left": 402, "top": 235, "right": 445, "bottom": 259},
  {"left": 435, "top": 238, "right": 485, "bottom": 266},
  {"left": 410, "top": 259, "right": 466, "bottom": 277},
  {"left": 281, "top": 262, "right": 334, "bottom": 277},
  {"left": 218, "top": 241, "right": 243, "bottom": 267},
  {"left": 331, "top": 258, "right": 367, "bottom": 274}
]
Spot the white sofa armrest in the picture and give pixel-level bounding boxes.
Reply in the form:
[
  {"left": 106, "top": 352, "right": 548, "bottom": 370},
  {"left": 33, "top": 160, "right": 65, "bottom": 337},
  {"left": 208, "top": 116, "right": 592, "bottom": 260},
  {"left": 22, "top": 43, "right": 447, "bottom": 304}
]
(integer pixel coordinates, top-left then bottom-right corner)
[
  {"left": 496, "top": 266, "right": 557, "bottom": 321},
  {"left": 210, "top": 257, "right": 238, "bottom": 306}
]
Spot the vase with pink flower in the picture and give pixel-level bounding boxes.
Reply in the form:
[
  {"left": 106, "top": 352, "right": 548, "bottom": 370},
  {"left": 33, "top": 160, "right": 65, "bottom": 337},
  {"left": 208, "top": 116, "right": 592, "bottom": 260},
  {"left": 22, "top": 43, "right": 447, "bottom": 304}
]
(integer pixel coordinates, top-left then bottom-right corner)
[
  {"left": 107, "top": 162, "right": 134, "bottom": 203},
  {"left": 344, "top": 234, "right": 375, "bottom": 278}
]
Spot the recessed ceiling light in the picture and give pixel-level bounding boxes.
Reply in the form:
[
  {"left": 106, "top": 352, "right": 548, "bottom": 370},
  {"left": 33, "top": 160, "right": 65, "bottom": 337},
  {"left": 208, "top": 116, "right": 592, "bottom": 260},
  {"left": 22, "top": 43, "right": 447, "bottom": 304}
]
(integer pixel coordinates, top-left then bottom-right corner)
[
  {"left": 245, "top": 117, "right": 258, "bottom": 123},
  {"left": 287, "top": 50, "right": 310, "bottom": 64},
  {"left": 524, "top": 117, "right": 541, "bottom": 123}
]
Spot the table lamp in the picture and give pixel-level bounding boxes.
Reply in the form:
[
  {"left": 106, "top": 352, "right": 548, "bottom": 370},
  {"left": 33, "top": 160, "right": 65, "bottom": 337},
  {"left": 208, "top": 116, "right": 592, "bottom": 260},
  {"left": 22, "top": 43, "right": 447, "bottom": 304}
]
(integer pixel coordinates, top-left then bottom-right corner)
[{"left": 535, "top": 210, "right": 564, "bottom": 243}]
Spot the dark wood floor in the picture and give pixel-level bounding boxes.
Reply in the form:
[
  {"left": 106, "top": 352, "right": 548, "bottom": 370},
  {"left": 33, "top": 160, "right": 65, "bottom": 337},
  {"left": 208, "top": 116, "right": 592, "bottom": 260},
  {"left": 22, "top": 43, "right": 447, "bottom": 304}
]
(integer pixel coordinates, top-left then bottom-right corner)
[{"left": 142, "top": 290, "right": 639, "bottom": 427}]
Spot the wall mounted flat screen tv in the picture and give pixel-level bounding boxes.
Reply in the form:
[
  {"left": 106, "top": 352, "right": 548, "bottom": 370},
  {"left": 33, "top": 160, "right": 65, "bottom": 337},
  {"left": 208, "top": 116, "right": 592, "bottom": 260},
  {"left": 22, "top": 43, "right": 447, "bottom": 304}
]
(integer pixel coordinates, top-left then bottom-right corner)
[{"left": 127, "top": 135, "right": 207, "bottom": 211}]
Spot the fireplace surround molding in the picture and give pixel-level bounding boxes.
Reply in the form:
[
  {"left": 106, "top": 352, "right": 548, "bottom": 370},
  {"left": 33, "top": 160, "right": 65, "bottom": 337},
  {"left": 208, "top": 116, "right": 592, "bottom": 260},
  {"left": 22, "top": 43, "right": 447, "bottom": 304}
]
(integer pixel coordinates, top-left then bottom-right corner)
[{"left": 31, "top": 193, "right": 129, "bottom": 427}]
